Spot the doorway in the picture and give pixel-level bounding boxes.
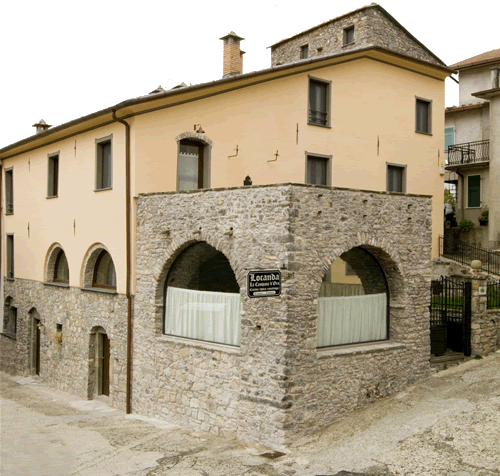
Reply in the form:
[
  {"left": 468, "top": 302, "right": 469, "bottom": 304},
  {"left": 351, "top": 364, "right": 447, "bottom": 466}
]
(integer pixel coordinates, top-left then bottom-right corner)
[
  {"left": 88, "top": 327, "right": 111, "bottom": 398},
  {"left": 98, "top": 333, "right": 110, "bottom": 396},
  {"left": 29, "top": 309, "right": 41, "bottom": 376}
]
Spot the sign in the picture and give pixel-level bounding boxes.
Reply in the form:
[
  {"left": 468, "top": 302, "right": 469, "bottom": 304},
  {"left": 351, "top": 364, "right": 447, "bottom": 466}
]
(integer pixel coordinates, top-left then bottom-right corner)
[
  {"left": 247, "top": 270, "right": 281, "bottom": 298},
  {"left": 479, "top": 286, "right": 487, "bottom": 296}
]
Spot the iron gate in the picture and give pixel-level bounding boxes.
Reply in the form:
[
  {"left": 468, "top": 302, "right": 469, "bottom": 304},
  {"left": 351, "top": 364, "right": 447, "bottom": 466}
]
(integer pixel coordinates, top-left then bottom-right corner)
[{"left": 430, "top": 277, "right": 471, "bottom": 356}]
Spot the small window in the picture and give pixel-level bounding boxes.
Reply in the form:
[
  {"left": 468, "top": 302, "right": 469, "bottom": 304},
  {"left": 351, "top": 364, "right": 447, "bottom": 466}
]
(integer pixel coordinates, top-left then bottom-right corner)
[
  {"left": 300, "top": 45, "right": 309, "bottom": 59},
  {"left": 308, "top": 77, "right": 331, "bottom": 127},
  {"left": 5, "top": 168, "right": 13, "bottom": 214},
  {"left": 387, "top": 164, "right": 406, "bottom": 193},
  {"left": 178, "top": 140, "right": 206, "bottom": 191},
  {"left": 306, "top": 153, "right": 331, "bottom": 185},
  {"left": 416, "top": 98, "right": 432, "bottom": 134},
  {"left": 3, "top": 299, "right": 17, "bottom": 337},
  {"left": 53, "top": 249, "right": 69, "bottom": 284},
  {"left": 48, "top": 153, "right": 59, "bottom": 197},
  {"left": 6, "top": 234, "right": 14, "bottom": 279},
  {"left": 96, "top": 137, "right": 112, "bottom": 190},
  {"left": 343, "top": 26, "right": 354, "bottom": 45},
  {"left": 467, "top": 175, "right": 481, "bottom": 208},
  {"left": 92, "top": 250, "right": 116, "bottom": 289},
  {"left": 56, "top": 323, "right": 63, "bottom": 344}
]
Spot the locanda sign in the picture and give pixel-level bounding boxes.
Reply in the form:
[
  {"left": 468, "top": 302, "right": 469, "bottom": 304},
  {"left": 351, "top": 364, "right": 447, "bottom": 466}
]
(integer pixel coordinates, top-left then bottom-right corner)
[{"left": 247, "top": 270, "right": 281, "bottom": 298}]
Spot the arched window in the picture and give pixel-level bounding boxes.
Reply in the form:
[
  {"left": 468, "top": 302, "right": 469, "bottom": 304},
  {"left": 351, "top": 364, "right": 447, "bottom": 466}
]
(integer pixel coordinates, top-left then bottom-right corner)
[
  {"left": 92, "top": 250, "right": 116, "bottom": 290},
  {"left": 53, "top": 249, "right": 69, "bottom": 284},
  {"left": 317, "top": 247, "right": 389, "bottom": 348},
  {"left": 163, "top": 242, "right": 241, "bottom": 346}
]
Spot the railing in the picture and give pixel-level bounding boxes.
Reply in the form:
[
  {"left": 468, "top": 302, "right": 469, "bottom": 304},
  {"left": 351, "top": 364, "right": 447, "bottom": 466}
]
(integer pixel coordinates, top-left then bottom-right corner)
[
  {"left": 308, "top": 110, "right": 328, "bottom": 126},
  {"left": 447, "top": 140, "right": 489, "bottom": 166},
  {"left": 439, "top": 235, "right": 500, "bottom": 276},
  {"left": 487, "top": 280, "right": 500, "bottom": 309}
]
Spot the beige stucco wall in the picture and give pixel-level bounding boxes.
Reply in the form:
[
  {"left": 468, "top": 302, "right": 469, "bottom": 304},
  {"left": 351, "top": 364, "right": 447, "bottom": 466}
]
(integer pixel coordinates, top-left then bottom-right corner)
[
  {"left": 329, "top": 257, "right": 362, "bottom": 284},
  {"left": 2, "top": 124, "right": 128, "bottom": 293},
  {"left": 133, "top": 58, "right": 445, "bottom": 256}
]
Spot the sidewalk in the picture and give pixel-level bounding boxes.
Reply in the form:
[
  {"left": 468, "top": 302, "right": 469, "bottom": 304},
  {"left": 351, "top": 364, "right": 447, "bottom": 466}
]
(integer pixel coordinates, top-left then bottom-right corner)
[{"left": 1, "top": 353, "right": 500, "bottom": 476}]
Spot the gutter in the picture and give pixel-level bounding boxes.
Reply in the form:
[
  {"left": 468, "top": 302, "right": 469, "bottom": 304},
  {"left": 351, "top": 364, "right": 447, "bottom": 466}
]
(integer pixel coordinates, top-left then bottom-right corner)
[{"left": 111, "top": 109, "right": 133, "bottom": 414}]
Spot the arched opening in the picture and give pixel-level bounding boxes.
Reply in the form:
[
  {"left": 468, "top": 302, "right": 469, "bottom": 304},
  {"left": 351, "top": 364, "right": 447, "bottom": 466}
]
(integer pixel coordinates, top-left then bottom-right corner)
[
  {"left": 88, "top": 326, "right": 110, "bottom": 398},
  {"left": 28, "top": 308, "right": 41, "bottom": 375},
  {"left": 45, "top": 244, "right": 70, "bottom": 285},
  {"left": 317, "top": 247, "right": 389, "bottom": 347},
  {"left": 163, "top": 242, "right": 241, "bottom": 345},
  {"left": 92, "top": 250, "right": 116, "bottom": 290}
]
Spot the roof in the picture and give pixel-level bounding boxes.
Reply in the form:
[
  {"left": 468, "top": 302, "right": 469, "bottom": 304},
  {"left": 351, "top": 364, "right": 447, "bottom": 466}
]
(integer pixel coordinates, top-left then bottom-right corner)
[
  {"left": 449, "top": 48, "right": 500, "bottom": 70},
  {"left": 445, "top": 103, "right": 484, "bottom": 114},
  {"left": 269, "top": 3, "right": 446, "bottom": 67}
]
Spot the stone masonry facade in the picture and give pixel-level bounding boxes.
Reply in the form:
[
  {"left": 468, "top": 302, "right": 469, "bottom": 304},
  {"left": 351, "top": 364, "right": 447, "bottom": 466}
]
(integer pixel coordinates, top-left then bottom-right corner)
[
  {"left": 271, "top": 5, "right": 442, "bottom": 68},
  {"left": 133, "top": 183, "right": 434, "bottom": 449}
]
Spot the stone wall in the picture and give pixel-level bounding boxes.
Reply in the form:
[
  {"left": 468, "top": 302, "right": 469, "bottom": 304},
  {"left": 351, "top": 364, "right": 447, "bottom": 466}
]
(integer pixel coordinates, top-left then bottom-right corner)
[
  {"left": 271, "top": 6, "right": 442, "bottom": 67},
  {"left": 471, "top": 276, "right": 500, "bottom": 355},
  {"left": 0, "top": 279, "right": 128, "bottom": 409},
  {"left": 134, "top": 183, "right": 433, "bottom": 449}
]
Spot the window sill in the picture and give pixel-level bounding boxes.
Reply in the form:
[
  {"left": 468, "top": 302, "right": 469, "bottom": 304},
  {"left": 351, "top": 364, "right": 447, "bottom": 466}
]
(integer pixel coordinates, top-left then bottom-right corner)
[
  {"left": 415, "top": 130, "right": 433, "bottom": 136},
  {"left": 94, "top": 187, "right": 113, "bottom": 192},
  {"left": 46, "top": 195, "right": 58, "bottom": 199},
  {"left": 43, "top": 282, "right": 70, "bottom": 288},
  {"left": 317, "top": 340, "right": 406, "bottom": 359},
  {"left": 5, "top": 212, "right": 14, "bottom": 216},
  {"left": 1, "top": 332, "right": 17, "bottom": 340},
  {"left": 5, "top": 277, "right": 15, "bottom": 281},
  {"left": 342, "top": 42, "right": 355, "bottom": 47},
  {"left": 307, "top": 122, "right": 331, "bottom": 129},
  {"left": 80, "top": 287, "right": 117, "bottom": 294},
  {"left": 159, "top": 334, "right": 241, "bottom": 354}
]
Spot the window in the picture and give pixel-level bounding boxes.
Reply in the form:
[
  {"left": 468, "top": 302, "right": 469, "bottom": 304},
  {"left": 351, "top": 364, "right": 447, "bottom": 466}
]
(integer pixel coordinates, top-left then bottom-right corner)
[
  {"left": 308, "top": 77, "right": 331, "bottom": 127},
  {"left": 467, "top": 175, "right": 481, "bottom": 208},
  {"left": 6, "top": 234, "right": 14, "bottom": 279},
  {"left": 306, "top": 153, "right": 331, "bottom": 185},
  {"left": 445, "top": 127, "right": 455, "bottom": 151},
  {"left": 387, "top": 164, "right": 406, "bottom": 193},
  {"left": 47, "top": 153, "right": 59, "bottom": 197},
  {"left": 92, "top": 250, "right": 116, "bottom": 289},
  {"left": 343, "top": 25, "right": 354, "bottom": 45},
  {"left": 53, "top": 249, "right": 69, "bottom": 284},
  {"left": 5, "top": 168, "right": 13, "bottom": 214},
  {"left": 3, "top": 298, "right": 17, "bottom": 337},
  {"left": 416, "top": 98, "right": 432, "bottom": 134},
  {"left": 96, "top": 136, "right": 112, "bottom": 190},
  {"left": 178, "top": 140, "right": 206, "bottom": 190},
  {"left": 300, "top": 44, "right": 309, "bottom": 59}
]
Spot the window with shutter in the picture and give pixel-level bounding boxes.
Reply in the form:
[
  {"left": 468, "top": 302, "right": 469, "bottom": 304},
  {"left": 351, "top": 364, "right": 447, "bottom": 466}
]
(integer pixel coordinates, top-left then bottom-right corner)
[{"left": 467, "top": 175, "right": 481, "bottom": 208}]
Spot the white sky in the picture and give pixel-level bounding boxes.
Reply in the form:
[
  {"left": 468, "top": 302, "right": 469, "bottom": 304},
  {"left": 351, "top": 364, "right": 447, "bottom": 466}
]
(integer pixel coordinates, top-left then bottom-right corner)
[{"left": 1, "top": 0, "right": 497, "bottom": 148}]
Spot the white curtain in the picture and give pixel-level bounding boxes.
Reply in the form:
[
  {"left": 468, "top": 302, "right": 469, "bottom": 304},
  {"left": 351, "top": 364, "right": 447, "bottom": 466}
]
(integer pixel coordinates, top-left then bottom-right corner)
[
  {"left": 319, "top": 283, "right": 364, "bottom": 297},
  {"left": 165, "top": 286, "right": 242, "bottom": 346},
  {"left": 317, "top": 293, "right": 387, "bottom": 347}
]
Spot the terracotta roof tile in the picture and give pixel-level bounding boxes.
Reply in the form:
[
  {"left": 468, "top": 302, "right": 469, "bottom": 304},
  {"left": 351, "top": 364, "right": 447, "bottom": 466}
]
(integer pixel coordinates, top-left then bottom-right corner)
[{"left": 450, "top": 48, "right": 500, "bottom": 70}]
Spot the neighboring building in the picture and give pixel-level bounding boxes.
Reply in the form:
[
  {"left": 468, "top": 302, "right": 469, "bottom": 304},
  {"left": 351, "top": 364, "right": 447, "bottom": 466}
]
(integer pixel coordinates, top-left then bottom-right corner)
[
  {"left": 0, "top": 4, "right": 452, "bottom": 450},
  {"left": 445, "top": 48, "right": 500, "bottom": 249}
]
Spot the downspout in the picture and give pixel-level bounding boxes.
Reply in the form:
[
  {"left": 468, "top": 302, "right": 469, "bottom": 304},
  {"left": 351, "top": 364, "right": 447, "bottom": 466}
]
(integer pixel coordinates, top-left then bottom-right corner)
[{"left": 111, "top": 110, "right": 132, "bottom": 414}]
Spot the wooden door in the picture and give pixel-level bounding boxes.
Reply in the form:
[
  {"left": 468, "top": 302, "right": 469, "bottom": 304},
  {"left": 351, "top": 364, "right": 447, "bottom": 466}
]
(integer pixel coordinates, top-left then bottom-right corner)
[
  {"left": 101, "top": 334, "right": 110, "bottom": 396},
  {"left": 35, "top": 319, "right": 41, "bottom": 375}
]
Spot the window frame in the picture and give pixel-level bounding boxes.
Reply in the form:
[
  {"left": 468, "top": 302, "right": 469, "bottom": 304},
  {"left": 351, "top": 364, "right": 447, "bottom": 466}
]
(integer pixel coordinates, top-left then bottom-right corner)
[
  {"left": 176, "top": 139, "right": 211, "bottom": 191},
  {"left": 6, "top": 234, "right": 14, "bottom": 279},
  {"left": 386, "top": 162, "right": 407, "bottom": 193},
  {"left": 47, "top": 151, "right": 60, "bottom": 198},
  {"left": 53, "top": 249, "right": 70, "bottom": 284},
  {"left": 415, "top": 97, "right": 432, "bottom": 135},
  {"left": 343, "top": 25, "right": 355, "bottom": 46},
  {"left": 305, "top": 152, "right": 332, "bottom": 186},
  {"left": 92, "top": 249, "right": 117, "bottom": 290},
  {"left": 5, "top": 167, "right": 13, "bottom": 215},
  {"left": 300, "top": 44, "right": 309, "bottom": 59},
  {"left": 95, "top": 135, "right": 113, "bottom": 191},
  {"left": 467, "top": 174, "right": 481, "bottom": 208},
  {"left": 308, "top": 76, "right": 332, "bottom": 128}
]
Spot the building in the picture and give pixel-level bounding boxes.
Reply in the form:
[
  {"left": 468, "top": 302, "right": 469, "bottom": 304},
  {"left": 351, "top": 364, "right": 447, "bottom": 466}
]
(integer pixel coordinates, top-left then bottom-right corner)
[
  {"left": 445, "top": 48, "right": 500, "bottom": 249},
  {"left": 0, "top": 4, "right": 452, "bottom": 450}
]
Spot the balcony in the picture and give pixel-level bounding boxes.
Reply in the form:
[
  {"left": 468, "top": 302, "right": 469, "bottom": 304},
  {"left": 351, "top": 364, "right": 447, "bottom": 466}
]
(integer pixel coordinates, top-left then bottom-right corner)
[{"left": 446, "top": 140, "right": 489, "bottom": 168}]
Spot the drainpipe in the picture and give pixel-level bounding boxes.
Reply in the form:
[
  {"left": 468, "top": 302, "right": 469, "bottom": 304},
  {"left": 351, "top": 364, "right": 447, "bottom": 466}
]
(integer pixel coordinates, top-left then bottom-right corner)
[
  {"left": 111, "top": 110, "right": 132, "bottom": 414},
  {"left": 456, "top": 169, "right": 465, "bottom": 222}
]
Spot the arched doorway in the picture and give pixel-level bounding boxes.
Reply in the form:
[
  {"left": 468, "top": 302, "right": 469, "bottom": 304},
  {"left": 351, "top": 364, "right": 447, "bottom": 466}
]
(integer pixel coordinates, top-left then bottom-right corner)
[
  {"left": 29, "top": 308, "right": 41, "bottom": 376},
  {"left": 88, "top": 327, "right": 110, "bottom": 398}
]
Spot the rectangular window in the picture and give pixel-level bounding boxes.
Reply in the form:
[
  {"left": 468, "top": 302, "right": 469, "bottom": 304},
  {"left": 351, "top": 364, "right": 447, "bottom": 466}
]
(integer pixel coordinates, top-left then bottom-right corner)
[
  {"left": 387, "top": 164, "right": 406, "bottom": 193},
  {"left": 416, "top": 98, "right": 432, "bottom": 134},
  {"left": 47, "top": 153, "right": 59, "bottom": 197},
  {"left": 178, "top": 140, "right": 205, "bottom": 191},
  {"left": 306, "top": 153, "right": 331, "bottom": 185},
  {"left": 467, "top": 175, "right": 481, "bottom": 207},
  {"left": 6, "top": 234, "right": 14, "bottom": 279},
  {"left": 300, "top": 45, "right": 309, "bottom": 59},
  {"left": 5, "top": 168, "right": 13, "bottom": 214},
  {"left": 343, "top": 26, "right": 354, "bottom": 45},
  {"left": 308, "top": 77, "right": 331, "bottom": 127},
  {"left": 96, "top": 137, "right": 112, "bottom": 190}
]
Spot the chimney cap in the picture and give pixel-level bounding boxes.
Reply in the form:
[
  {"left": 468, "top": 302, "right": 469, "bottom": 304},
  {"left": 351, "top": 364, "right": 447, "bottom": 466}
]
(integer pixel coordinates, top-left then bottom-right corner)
[
  {"left": 149, "top": 85, "right": 165, "bottom": 94},
  {"left": 32, "top": 119, "right": 51, "bottom": 128},
  {"left": 219, "top": 31, "right": 244, "bottom": 41}
]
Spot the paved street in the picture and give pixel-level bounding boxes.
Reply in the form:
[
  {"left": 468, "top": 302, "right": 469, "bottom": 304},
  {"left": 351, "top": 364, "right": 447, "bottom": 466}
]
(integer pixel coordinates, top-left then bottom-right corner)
[{"left": 1, "top": 353, "right": 500, "bottom": 476}]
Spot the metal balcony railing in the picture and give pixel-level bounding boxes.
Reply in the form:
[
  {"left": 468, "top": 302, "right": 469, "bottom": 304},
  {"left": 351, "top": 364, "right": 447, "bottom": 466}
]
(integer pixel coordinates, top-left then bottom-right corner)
[{"left": 447, "top": 140, "right": 489, "bottom": 166}]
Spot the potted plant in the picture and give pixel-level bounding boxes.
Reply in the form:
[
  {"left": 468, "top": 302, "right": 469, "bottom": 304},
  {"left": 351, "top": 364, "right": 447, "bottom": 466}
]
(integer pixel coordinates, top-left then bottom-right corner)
[
  {"left": 458, "top": 219, "right": 475, "bottom": 233},
  {"left": 478, "top": 210, "right": 489, "bottom": 226},
  {"left": 445, "top": 220, "right": 451, "bottom": 229}
]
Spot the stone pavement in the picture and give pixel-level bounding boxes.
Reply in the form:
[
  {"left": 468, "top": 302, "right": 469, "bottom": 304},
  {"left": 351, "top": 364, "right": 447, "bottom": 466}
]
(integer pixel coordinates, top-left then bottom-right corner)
[{"left": 1, "top": 353, "right": 500, "bottom": 476}]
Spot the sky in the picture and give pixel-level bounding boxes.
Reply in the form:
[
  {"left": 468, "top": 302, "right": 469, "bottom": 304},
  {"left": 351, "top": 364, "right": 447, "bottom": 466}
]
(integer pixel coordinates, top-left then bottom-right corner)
[{"left": 1, "top": 0, "right": 498, "bottom": 148}]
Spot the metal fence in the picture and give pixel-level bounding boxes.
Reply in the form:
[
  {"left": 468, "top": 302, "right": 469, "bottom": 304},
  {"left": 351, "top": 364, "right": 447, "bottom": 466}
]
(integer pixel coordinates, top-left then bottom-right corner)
[
  {"left": 447, "top": 140, "right": 489, "bottom": 166},
  {"left": 439, "top": 236, "right": 500, "bottom": 276},
  {"left": 487, "top": 280, "right": 500, "bottom": 309}
]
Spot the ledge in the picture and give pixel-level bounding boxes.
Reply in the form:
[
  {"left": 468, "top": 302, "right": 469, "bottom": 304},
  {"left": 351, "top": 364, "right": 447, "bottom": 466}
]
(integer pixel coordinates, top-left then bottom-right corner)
[
  {"left": 317, "top": 340, "right": 406, "bottom": 359},
  {"left": 43, "top": 282, "right": 70, "bottom": 288},
  {"left": 1, "top": 332, "right": 17, "bottom": 340},
  {"left": 158, "top": 334, "right": 241, "bottom": 354},
  {"left": 79, "top": 287, "right": 118, "bottom": 295}
]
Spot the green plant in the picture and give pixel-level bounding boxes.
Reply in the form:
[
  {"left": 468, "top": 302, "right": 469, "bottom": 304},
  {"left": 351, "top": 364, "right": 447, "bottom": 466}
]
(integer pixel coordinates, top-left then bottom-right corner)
[
  {"left": 478, "top": 210, "right": 489, "bottom": 225},
  {"left": 458, "top": 219, "right": 475, "bottom": 233},
  {"left": 444, "top": 189, "right": 456, "bottom": 206},
  {"left": 474, "top": 355, "right": 483, "bottom": 360}
]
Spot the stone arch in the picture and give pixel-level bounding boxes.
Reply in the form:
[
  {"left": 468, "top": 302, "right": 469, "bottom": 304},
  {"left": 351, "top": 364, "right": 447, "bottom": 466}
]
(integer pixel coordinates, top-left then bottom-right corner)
[
  {"left": 81, "top": 243, "right": 116, "bottom": 289},
  {"left": 44, "top": 243, "right": 69, "bottom": 284},
  {"left": 175, "top": 131, "right": 214, "bottom": 147}
]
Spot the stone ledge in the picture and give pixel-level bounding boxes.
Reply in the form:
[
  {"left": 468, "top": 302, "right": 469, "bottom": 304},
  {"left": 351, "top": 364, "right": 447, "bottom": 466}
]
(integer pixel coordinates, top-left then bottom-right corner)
[
  {"left": 43, "top": 282, "right": 70, "bottom": 288},
  {"left": 157, "top": 334, "right": 241, "bottom": 354},
  {"left": 317, "top": 341, "right": 406, "bottom": 359},
  {"left": 79, "top": 287, "right": 118, "bottom": 295},
  {"left": 0, "top": 332, "right": 17, "bottom": 340}
]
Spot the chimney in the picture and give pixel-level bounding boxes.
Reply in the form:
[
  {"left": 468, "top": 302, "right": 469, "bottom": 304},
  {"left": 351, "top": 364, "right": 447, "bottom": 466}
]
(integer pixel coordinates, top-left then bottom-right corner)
[
  {"left": 32, "top": 119, "right": 51, "bottom": 134},
  {"left": 220, "top": 32, "right": 245, "bottom": 78}
]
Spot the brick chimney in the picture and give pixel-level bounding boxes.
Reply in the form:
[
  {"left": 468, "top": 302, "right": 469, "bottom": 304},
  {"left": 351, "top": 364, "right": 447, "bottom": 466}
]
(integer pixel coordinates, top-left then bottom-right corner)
[
  {"left": 32, "top": 119, "right": 51, "bottom": 134},
  {"left": 220, "top": 32, "right": 245, "bottom": 78}
]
